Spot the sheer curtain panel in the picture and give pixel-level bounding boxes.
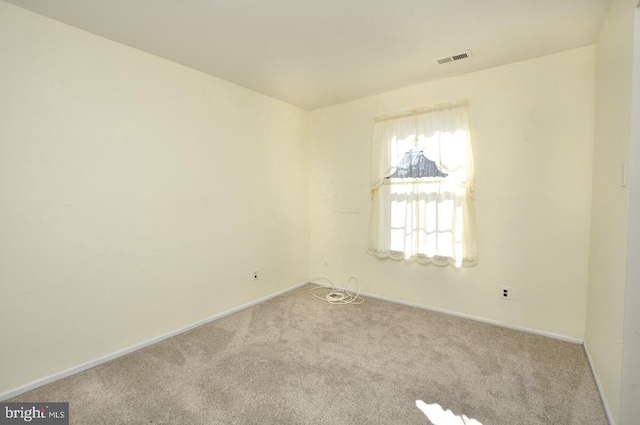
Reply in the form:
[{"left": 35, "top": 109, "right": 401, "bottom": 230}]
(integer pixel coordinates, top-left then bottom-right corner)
[{"left": 367, "top": 102, "right": 477, "bottom": 268}]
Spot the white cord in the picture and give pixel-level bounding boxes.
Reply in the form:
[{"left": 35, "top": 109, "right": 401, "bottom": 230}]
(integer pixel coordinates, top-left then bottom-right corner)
[{"left": 308, "top": 276, "right": 364, "bottom": 305}]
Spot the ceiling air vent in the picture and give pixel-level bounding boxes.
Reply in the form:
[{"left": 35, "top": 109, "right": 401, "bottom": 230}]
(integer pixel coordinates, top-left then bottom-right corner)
[{"left": 435, "top": 50, "right": 472, "bottom": 65}]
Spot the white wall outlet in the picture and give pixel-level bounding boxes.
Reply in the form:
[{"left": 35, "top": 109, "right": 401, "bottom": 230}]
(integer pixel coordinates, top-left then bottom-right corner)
[
  {"left": 253, "top": 269, "right": 259, "bottom": 281},
  {"left": 500, "top": 285, "right": 511, "bottom": 300}
]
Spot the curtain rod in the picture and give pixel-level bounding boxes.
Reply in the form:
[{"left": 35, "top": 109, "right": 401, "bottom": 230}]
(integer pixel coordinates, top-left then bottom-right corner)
[{"left": 374, "top": 100, "right": 468, "bottom": 123}]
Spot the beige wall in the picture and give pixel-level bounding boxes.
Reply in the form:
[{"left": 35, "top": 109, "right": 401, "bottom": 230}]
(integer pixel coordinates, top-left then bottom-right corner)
[
  {"left": 620, "top": 6, "right": 640, "bottom": 423},
  {"left": 309, "top": 47, "right": 595, "bottom": 341},
  {"left": 4, "top": 0, "right": 637, "bottom": 416},
  {"left": 585, "top": 0, "right": 637, "bottom": 423},
  {"left": 620, "top": 5, "right": 640, "bottom": 422},
  {"left": 0, "top": 2, "right": 309, "bottom": 395}
]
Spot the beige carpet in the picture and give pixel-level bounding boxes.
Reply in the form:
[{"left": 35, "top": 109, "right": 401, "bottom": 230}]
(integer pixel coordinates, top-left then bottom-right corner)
[{"left": 11, "top": 284, "right": 608, "bottom": 424}]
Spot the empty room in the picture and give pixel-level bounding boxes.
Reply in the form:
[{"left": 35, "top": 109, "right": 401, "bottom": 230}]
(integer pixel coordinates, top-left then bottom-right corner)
[{"left": 1, "top": 0, "right": 639, "bottom": 424}]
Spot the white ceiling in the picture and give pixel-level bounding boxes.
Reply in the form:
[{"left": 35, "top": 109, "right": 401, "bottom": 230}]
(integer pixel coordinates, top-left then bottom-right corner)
[{"left": 4, "top": 0, "right": 612, "bottom": 110}]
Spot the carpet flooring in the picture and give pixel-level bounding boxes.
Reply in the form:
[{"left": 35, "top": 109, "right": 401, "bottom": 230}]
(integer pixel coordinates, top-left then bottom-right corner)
[{"left": 11, "top": 284, "right": 608, "bottom": 424}]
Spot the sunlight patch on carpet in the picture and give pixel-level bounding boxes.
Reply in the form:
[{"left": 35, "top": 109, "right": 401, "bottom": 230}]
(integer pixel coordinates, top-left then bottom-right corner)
[{"left": 416, "top": 400, "right": 483, "bottom": 425}]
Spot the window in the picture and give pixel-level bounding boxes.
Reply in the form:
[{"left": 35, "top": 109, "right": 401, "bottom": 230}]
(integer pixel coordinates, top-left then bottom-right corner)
[{"left": 367, "top": 102, "right": 477, "bottom": 268}]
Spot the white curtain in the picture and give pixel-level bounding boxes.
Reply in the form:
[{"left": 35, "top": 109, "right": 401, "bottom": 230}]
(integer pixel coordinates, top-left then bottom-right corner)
[{"left": 367, "top": 102, "right": 477, "bottom": 267}]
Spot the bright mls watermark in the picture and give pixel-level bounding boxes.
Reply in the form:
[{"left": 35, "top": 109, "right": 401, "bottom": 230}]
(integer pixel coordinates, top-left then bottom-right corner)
[{"left": 0, "top": 403, "right": 68, "bottom": 424}]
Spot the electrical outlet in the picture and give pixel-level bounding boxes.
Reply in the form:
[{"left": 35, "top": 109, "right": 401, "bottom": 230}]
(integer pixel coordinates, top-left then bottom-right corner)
[
  {"left": 253, "top": 269, "right": 259, "bottom": 281},
  {"left": 500, "top": 286, "right": 511, "bottom": 300}
]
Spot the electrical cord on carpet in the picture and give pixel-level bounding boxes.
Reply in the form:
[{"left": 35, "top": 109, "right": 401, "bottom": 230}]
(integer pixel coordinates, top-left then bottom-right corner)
[{"left": 308, "top": 276, "right": 364, "bottom": 305}]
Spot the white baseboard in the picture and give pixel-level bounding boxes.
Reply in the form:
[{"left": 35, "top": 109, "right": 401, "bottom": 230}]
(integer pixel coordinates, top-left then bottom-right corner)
[
  {"left": 309, "top": 281, "right": 625, "bottom": 422},
  {"left": 1, "top": 279, "right": 596, "bottom": 403},
  {"left": 308, "top": 279, "right": 583, "bottom": 344},
  {"left": 312, "top": 280, "right": 614, "bottom": 423},
  {"left": 583, "top": 341, "right": 616, "bottom": 425},
  {"left": 0, "top": 281, "right": 308, "bottom": 402}
]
